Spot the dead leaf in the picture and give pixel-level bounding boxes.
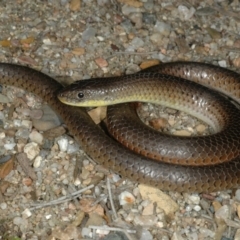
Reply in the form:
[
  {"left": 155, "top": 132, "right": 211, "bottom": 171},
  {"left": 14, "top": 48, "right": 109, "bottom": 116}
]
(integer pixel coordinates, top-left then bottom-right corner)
[
  {"left": 20, "top": 37, "right": 35, "bottom": 45},
  {"left": 0, "top": 40, "right": 11, "bottom": 47},
  {"left": 117, "top": 0, "right": 143, "bottom": 7},
  {"left": 0, "top": 181, "right": 10, "bottom": 194},
  {"left": 0, "top": 158, "right": 14, "bottom": 179},
  {"left": 70, "top": 0, "right": 81, "bottom": 11},
  {"left": 79, "top": 198, "right": 104, "bottom": 216},
  {"left": 175, "top": 37, "right": 189, "bottom": 53},
  {"left": 17, "top": 56, "right": 38, "bottom": 66},
  {"left": 72, "top": 211, "right": 85, "bottom": 227},
  {"left": 43, "top": 126, "right": 66, "bottom": 139},
  {"left": 72, "top": 47, "right": 85, "bottom": 55},
  {"left": 16, "top": 153, "right": 37, "bottom": 180}
]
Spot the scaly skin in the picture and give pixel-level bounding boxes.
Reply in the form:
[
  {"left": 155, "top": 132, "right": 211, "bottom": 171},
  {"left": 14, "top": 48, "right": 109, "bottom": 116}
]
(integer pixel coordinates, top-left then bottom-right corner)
[
  {"left": 58, "top": 62, "right": 240, "bottom": 166},
  {"left": 1, "top": 62, "right": 240, "bottom": 192}
]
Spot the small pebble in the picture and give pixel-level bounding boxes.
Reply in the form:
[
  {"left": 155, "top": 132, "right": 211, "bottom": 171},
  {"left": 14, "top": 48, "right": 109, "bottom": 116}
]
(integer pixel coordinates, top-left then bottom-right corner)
[
  {"left": 21, "top": 120, "right": 32, "bottom": 129},
  {"left": 185, "top": 205, "right": 193, "bottom": 212},
  {"left": 215, "top": 205, "right": 229, "bottom": 221},
  {"left": 13, "top": 119, "right": 21, "bottom": 127},
  {"left": 32, "top": 105, "right": 61, "bottom": 131},
  {"left": 0, "top": 202, "right": 7, "bottom": 210},
  {"left": 119, "top": 191, "right": 135, "bottom": 205},
  {"left": 0, "top": 132, "right": 5, "bottom": 139},
  {"left": 133, "top": 215, "right": 158, "bottom": 227},
  {"left": 188, "top": 194, "right": 200, "bottom": 205},
  {"left": 218, "top": 60, "right": 227, "bottom": 68},
  {"left": 153, "top": 21, "right": 171, "bottom": 36},
  {"left": 82, "top": 27, "right": 96, "bottom": 42},
  {"left": 33, "top": 155, "right": 42, "bottom": 168},
  {"left": 0, "top": 93, "right": 10, "bottom": 103},
  {"left": 178, "top": 5, "right": 195, "bottom": 20},
  {"left": 95, "top": 57, "right": 108, "bottom": 68},
  {"left": 23, "top": 142, "right": 40, "bottom": 160},
  {"left": 29, "top": 109, "right": 43, "bottom": 119},
  {"left": 4, "top": 143, "right": 16, "bottom": 150},
  {"left": 193, "top": 205, "right": 201, "bottom": 211},
  {"left": 22, "top": 208, "right": 32, "bottom": 218},
  {"left": 140, "top": 229, "right": 153, "bottom": 240},
  {"left": 13, "top": 217, "right": 23, "bottom": 225},
  {"left": 57, "top": 138, "right": 69, "bottom": 152},
  {"left": 81, "top": 227, "right": 92, "bottom": 238},
  {"left": 235, "top": 189, "right": 240, "bottom": 201},
  {"left": 212, "top": 201, "right": 222, "bottom": 212},
  {"left": 29, "top": 130, "right": 44, "bottom": 144},
  {"left": 45, "top": 214, "right": 52, "bottom": 220},
  {"left": 142, "top": 202, "right": 154, "bottom": 215}
]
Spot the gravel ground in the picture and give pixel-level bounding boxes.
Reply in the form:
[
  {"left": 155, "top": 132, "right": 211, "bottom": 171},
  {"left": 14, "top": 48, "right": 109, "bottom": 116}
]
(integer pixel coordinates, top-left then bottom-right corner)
[{"left": 0, "top": 0, "right": 240, "bottom": 239}]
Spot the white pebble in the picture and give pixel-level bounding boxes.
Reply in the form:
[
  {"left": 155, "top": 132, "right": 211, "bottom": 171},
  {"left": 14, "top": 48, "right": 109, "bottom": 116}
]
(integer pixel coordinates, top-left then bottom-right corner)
[
  {"left": 188, "top": 194, "right": 200, "bottom": 205},
  {"left": 0, "top": 132, "right": 5, "bottom": 139},
  {"left": 13, "top": 119, "right": 21, "bottom": 127},
  {"left": 0, "top": 202, "right": 7, "bottom": 209},
  {"left": 218, "top": 60, "right": 227, "bottom": 67},
  {"left": 82, "top": 227, "right": 92, "bottom": 238},
  {"left": 29, "top": 130, "right": 43, "bottom": 144},
  {"left": 67, "top": 142, "right": 79, "bottom": 154},
  {"left": 45, "top": 214, "right": 52, "bottom": 220},
  {"left": 185, "top": 205, "right": 192, "bottom": 211},
  {"left": 43, "top": 38, "right": 52, "bottom": 44},
  {"left": 178, "top": 5, "right": 195, "bottom": 20},
  {"left": 33, "top": 156, "right": 42, "bottom": 168},
  {"left": 157, "top": 221, "right": 164, "bottom": 228},
  {"left": 21, "top": 120, "right": 32, "bottom": 129},
  {"left": 62, "top": 216, "right": 70, "bottom": 222},
  {"left": 97, "top": 36, "right": 104, "bottom": 41},
  {"left": 74, "top": 178, "right": 81, "bottom": 186},
  {"left": 57, "top": 138, "right": 68, "bottom": 152},
  {"left": 96, "top": 228, "right": 110, "bottom": 235},
  {"left": 193, "top": 205, "right": 201, "bottom": 211},
  {"left": 24, "top": 142, "right": 40, "bottom": 160},
  {"left": 62, "top": 178, "right": 69, "bottom": 185},
  {"left": 112, "top": 173, "right": 121, "bottom": 183},
  {"left": 94, "top": 186, "right": 101, "bottom": 196},
  {"left": 22, "top": 208, "right": 32, "bottom": 218},
  {"left": 62, "top": 188, "right": 67, "bottom": 196},
  {"left": 4, "top": 143, "right": 16, "bottom": 150}
]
